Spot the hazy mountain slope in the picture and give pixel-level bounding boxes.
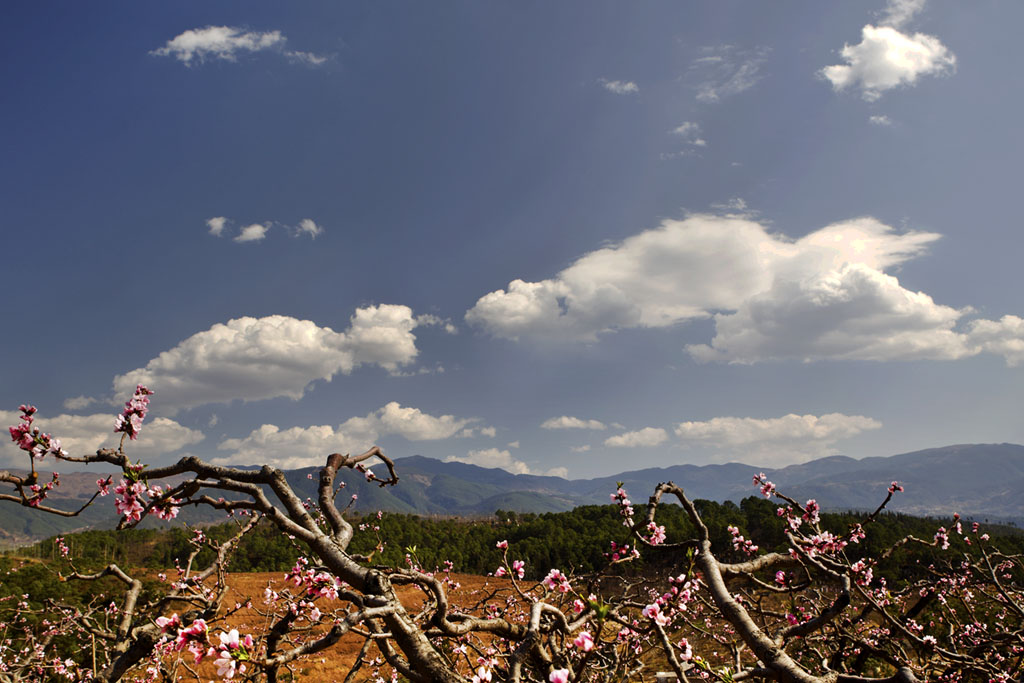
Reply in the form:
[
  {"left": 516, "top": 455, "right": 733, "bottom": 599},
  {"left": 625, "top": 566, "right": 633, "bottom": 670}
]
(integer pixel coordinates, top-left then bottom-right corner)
[{"left": 3, "top": 444, "right": 1022, "bottom": 545}]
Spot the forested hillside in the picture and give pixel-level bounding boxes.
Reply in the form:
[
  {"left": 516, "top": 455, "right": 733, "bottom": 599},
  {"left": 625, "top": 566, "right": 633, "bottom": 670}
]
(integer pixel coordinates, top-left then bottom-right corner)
[{"left": 16, "top": 497, "right": 1021, "bottom": 581}]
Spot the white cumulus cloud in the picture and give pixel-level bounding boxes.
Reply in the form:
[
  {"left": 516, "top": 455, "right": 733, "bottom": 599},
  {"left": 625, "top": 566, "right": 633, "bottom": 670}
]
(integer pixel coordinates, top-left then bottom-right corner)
[
  {"left": 340, "top": 402, "right": 473, "bottom": 442},
  {"left": 113, "top": 305, "right": 429, "bottom": 413},
  {"left": 216, "top": 424, "right": 352, "bottom": 469},
  {"left": 206, "top": 216, "right": 227, "bottom": 236},
  {"left": 821, "top": 24, "right": 955, "bottom": 101},
  {"left": 468, "top": 215, "right": 938, "bottom": 341},
  {"left": 675, "top": 413, "right": 882, "bottom": 464},
  {"left": 215, "top": 401, "right": 473, "bottom": 468},
  {"left": 604, "top": 427, "right": 668, "bottom": 448},
  {"left": 966, "top": 316, "right": 1024, "bottom": 367},
  {"left": 541, "top": 416, "right": 607, "bottom": 430},
  {"left": 234, "top": 223, "right": 268, "bottom": 243},
  {"left": 0, "top": 410, "right": 203, "bottom": 464},
  {"left": 152, "top": 26, "right": 325, "bottom": 66},
  {"left": 467, "top": 214, "right": 1024, "bottom": 366},
  {"left": 445, "top": 449, "right": 567, "bottom": 478},
  {"left": 687, "top": 263, "right": 970, "bottom": 363},
  {"left": 152, "top": 26, "right": 284, "bottom": 64}
]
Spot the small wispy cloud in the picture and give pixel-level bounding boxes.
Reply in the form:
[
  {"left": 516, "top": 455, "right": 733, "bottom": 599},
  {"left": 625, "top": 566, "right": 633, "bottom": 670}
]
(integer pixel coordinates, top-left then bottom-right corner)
[
  {"left": 455, "top": 426, "right": 497, "bottom": 439},
  {"left": 709, "top": 197, "right": 756, "bottom": 217},
  {"left": 152, "top": 26, "right": 326, "bottom": 66},
  {"left": 879, "top": 0, "right": 927, "bottom": 29},
  {"left": 675, "top": 413, "right": 882, "bottom": 465},
  {"left": 541, "top": 416, "right": 606, "bottom": 430},
  {"left": 63, "top": 395, "right": 96, "bottom": 411},
  {"left": 869, "top": 114, "right": 894, "bottom": 126},
  {"left": 208, "top": 217, "right": 325, "bottom": 243},
  {"left": 604, "top": 427, "right": 668, "bottom": 448},
  {"left": 690, "top": 45, "right": 771, "bottom": 103},
  {"left": 671, "top": 121, "right": 707, "bottom": 147},
  {"left": 286, "top": 51, "right": 327, "bottom": 66},
  {"left": 446, "top": 448, "right": 567, "bottom": 478},
  {"left": 599, "top": 78, "right": 639, "bottom": 95},
  {"left": 296, "top": 218, "right": 323, "bottom": 238}
]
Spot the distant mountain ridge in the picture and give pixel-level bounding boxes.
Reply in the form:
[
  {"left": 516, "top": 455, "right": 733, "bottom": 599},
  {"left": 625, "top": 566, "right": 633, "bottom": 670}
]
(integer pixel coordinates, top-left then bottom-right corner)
[{"left": 2, "top": 443, "right": 1021, "bottom": 545}]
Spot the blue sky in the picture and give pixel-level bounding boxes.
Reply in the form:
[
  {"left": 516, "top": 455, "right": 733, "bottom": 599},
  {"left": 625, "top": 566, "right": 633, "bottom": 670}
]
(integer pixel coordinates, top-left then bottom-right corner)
[{"left": 3, "top": 1, "right": 1023, "bottom": 478}]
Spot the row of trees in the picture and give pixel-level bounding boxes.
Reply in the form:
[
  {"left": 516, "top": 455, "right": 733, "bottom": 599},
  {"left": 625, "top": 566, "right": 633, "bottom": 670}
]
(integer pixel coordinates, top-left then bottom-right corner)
[
  {"left": 23, "top": 499, "right": 1018, "bottom": 583},
  {"left": 2, "top": 388, "right": 1022, "bottom": 682}
]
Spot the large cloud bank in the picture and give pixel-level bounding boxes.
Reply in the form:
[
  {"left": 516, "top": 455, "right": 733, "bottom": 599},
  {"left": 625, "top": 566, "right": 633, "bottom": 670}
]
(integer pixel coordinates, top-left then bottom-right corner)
[{"left": 467, "top": 215, "right": 1020, "bottom": 365}]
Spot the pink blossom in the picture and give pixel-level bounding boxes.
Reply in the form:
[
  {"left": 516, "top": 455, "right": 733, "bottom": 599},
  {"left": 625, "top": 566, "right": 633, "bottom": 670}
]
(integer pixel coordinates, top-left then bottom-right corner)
[
  {"left": 496, "top": 540, "right": 508, "bottom": 550},
  {"left": 677, "top": 637, "right": 693, "bottom": 661},
  {"left": 643, "top": 602, "right": 670, "bottom": 626},
  {"left": 573, "top": 631, "right": 594, "bottom": 652},
  {"left": 218, "top": 629, "right": 241, "bottom": 650},
  {"left": 802, "top": 499, "right": 820, "bottom": 525},
  {"left": 214, "top": 652, "right": 243, "bottom": 679},
  {"left": 114, "top": 494, "right": 145, "bottom": 523},
  {"left": 113, "top": 385, "right": 153, "bottom": 441},
  {"left": 728, "top": 525, "right": 758, "bottom": 555},
  {"left": 754, "top": 473, "right": 775, "bottom": 498},
  {"left": 172, "top": 618, "right": 208, "bottom": 652},
  {"left": 155, "top": 614, "right": 180, "bottom": 633},
  {"left": 549, "top": 669, "right": 570, "bottom": 683},
  {"left": 542, "top": 569, "right": 571, "bottom": 593},
  {"left": 851, "top": 559, "right": 874, "bottom": 586}
]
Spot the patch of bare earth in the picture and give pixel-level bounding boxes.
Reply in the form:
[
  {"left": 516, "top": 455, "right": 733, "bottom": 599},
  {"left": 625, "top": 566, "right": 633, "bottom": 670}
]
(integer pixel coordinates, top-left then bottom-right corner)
[{"left": 157, "top": 572, "right": 509, "bottom": 681}]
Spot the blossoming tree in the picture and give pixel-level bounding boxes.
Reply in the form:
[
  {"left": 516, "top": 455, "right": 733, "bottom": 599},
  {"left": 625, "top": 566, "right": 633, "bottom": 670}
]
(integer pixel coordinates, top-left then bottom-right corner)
[{"left": 2, "top": 388, "right": 1021, "bottom": 682}]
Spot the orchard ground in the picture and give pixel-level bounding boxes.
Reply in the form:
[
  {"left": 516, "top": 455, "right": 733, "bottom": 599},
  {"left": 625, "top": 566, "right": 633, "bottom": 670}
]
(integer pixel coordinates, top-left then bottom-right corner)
[{"left": 164, "top": 572, "right": 510, "bottom": 681}]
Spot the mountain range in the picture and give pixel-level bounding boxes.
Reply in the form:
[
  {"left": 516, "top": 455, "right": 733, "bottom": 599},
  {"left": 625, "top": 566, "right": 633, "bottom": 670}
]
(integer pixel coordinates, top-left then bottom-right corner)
[{"left": 2, "top": 443, "right": 1021, "bottom": 545}]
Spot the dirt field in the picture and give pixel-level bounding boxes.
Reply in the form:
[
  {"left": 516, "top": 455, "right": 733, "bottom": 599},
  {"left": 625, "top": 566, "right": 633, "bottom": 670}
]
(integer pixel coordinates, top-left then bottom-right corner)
[{"left": 159, "top": 571, "right": 508, "bottom": 682}]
